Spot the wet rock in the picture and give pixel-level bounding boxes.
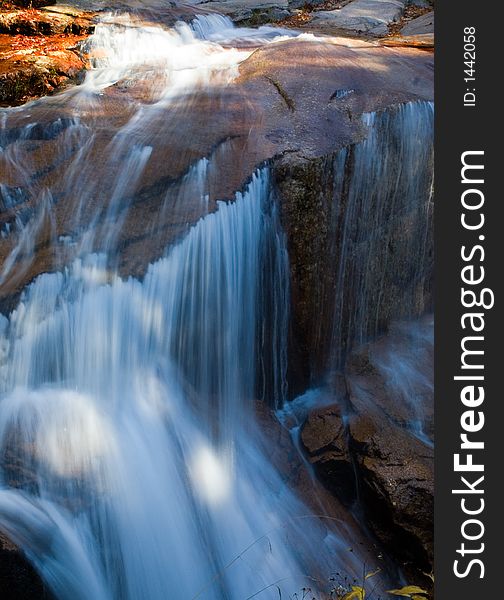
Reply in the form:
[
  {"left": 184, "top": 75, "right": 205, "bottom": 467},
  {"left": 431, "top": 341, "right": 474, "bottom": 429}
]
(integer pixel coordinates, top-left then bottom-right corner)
[
  {"left": 312, "top": 0, "right": 406, "bottom": 36},
  {"left": 0, "top": 35, "right": 432, "bottom": 314},
  {"left": 299, "top": 319, "right": 434, "bottom": 576},
  {"left": 255, "top": 398, "right": 385, "bottom": 580},
  {"left": 301, "top": 399, "right": 433, "bottom": 572},
  {"left": 0, "top": 532, "right": 49, "bottom": 600},
  {"left": 346, "top": 318, "right": 434, "bottom": 438},
  {"left": 301, "top": 403, "right": 356, "bottom": 504},
  {"left": 347, "top": 411, "right": 434, "bottom": 572},
  {"left": 273, "top": 100, "right": 433, "bottom": 391}
]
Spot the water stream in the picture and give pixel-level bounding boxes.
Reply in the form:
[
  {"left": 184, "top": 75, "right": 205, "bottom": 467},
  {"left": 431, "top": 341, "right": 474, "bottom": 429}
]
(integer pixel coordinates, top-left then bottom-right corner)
[
  {"left": 0, "top": 11, "right": 433, "bottom": 599},
  {"left": 0, "top": 14, "right": 361, "bottom": 600}
]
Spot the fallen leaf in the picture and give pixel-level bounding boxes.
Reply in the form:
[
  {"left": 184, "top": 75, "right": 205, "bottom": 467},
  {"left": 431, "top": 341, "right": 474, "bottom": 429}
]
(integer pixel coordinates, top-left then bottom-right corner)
[{"left": 387, "top": 586, "right": 428, "bottom": 597}]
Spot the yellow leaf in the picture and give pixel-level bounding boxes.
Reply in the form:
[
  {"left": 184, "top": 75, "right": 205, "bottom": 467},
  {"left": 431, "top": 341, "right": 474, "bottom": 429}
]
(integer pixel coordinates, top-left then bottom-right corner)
[
  {"left": 411, "top": 596, "right": 428, "bottom": 600},
  {"left": 341, "top": 585, "right": 366, "bottom": 600},
  {"left": 365, "top": 568, "right": 381, "bottom": 580},
  {"left": 387, "top": 585, "right": 428, "bottom": 597}
]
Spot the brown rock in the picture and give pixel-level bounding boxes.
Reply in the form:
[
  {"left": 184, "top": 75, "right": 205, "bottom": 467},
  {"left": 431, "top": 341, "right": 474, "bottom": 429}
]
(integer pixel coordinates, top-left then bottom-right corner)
[
  {"left": 301, "top": 404, "right": 356, "bottom": 504},
  {"left": 345, "top": 320, "right": 434, "bottom": 570},
  {"left": 11, "top": 0, "right": 55, "bottom": 8},
  {"left": 0, "top": 8, "right": 94, "bottom": 36},
  {"left": 0, "top": 35, "right": 432, "bottom": 315},
  {"left": 298, "top": 319, "right": 434, "bottom": 576},
  {"left": 349, "top": 411, "right": 434, "bottom": 570},
  {"left": 0, "top": 33, "right": 88, "bottom": 105},
  {"left": 0, "top": 5, "right": 95, "bottom": 106}
]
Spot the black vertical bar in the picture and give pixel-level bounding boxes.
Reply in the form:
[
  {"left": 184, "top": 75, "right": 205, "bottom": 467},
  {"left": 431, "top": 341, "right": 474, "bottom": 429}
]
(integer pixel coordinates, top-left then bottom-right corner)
[{"left": 436, "top": 1, "right": 501, "bottom": 599}]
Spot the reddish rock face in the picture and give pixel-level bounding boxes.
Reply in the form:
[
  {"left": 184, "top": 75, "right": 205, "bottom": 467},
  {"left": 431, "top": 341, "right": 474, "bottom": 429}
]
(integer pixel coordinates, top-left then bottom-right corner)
[
  {"left": 0, "top": 24, "right": 432, "bottom": 313},
  {"left": 0, "top": 33, "right": 88, "bottom": 105},
  {"left": 10, "top": 0, "right": 55, "bottom": 8},
  {"left": 0, "top": 7, "right": 94, "bottom": 36}
]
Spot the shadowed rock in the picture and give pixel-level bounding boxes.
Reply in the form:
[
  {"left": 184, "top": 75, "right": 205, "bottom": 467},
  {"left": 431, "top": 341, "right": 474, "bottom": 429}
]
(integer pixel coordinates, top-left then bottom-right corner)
[
  {"left": 400, "top": 10, "right": 433, "bottom": 35},
  {"left": 300, "top": 317, "right": 434, "bottom": 579}
]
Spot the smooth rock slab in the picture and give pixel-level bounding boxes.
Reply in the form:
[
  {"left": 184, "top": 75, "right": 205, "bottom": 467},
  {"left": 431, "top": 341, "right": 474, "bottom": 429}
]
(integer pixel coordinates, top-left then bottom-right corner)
[
  {"left": 312, "top": 0, "right": 406, "bottom": 36},
  {"left": 0, "top": 36, "right": 433, "bottom": 311}
]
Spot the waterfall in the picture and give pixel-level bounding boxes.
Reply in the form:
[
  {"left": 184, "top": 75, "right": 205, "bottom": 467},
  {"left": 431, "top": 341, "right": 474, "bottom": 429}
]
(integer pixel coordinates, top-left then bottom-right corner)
[
  {"left": 190, "top": 13, "right": 293, "bottom": 43},
  {"left": 0, "top": 166, "right": 359, "bottom": 599},
  {"left": 329, "top": 100, "right": 434, "bottom": 368},
  {"left": 0, "top": 170, "right": 295, "bottom": 599},
  {"left": 191, "top": 14, "right": 236, "bottom": 40},
  {"left": 0, "top": 10, "right": 433, "bottom": 598}
]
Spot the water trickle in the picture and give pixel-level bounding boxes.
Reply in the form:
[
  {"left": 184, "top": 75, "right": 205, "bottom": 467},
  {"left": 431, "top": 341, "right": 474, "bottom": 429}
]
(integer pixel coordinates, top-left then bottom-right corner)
[{"left": 329, "top": 100, "right": 434, "bottom": 368}]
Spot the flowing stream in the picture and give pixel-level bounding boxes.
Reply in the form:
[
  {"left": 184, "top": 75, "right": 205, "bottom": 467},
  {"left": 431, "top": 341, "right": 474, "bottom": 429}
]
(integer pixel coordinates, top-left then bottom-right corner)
[
  {"left": 0, "top": 14, "right": 360, "bottom": 600},
  {"left": 0, "top": 10, "right": 434, "bottom": 599}
]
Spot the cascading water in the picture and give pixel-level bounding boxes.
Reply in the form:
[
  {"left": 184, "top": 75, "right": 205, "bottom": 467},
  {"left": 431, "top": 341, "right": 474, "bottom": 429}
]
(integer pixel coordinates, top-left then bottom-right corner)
[
  {"left": 371, "top": 316, "right": 434, "bottom": 446},
  {"left": 0, "top": 14, "right": 364, "bottom": 600},
  {"left": 0, "top": 170, "right": 325, "bottom": 600},
  {"left": 329, "top": 100, "right": 434, "bottom": 369},
  {"left": 190, "top": 13, "right": 293, "bottom": 44},
  {"left": 276, "top": 100, "right": 434, "bottom": 520}
]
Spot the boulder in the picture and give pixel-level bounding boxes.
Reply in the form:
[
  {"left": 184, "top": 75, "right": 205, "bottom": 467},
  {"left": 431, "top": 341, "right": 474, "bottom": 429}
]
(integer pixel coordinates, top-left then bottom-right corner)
[
  {"left": 312, "top": 0, "right": 406, "bottom": 36},
  {"left": 300, "top": 404, "right": 356, "bottom": 504},
  {"left": 347, "top": 412, "right": 433, "bottom": 568}
]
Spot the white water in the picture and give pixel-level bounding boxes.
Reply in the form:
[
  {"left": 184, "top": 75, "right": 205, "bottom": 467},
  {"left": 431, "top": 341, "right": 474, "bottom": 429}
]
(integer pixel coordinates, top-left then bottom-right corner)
[
  {"left": 80, "top": 14, "right": 252, "bottom": 94},
  {"left": 0, "top": 16, "right": 364, "bottom": 598},
  {"left": 0, "top": 168, "right": 358, "bottom": 599},
  {"left": 190, "top": 13, "right": 294, "bottom": 44}
]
